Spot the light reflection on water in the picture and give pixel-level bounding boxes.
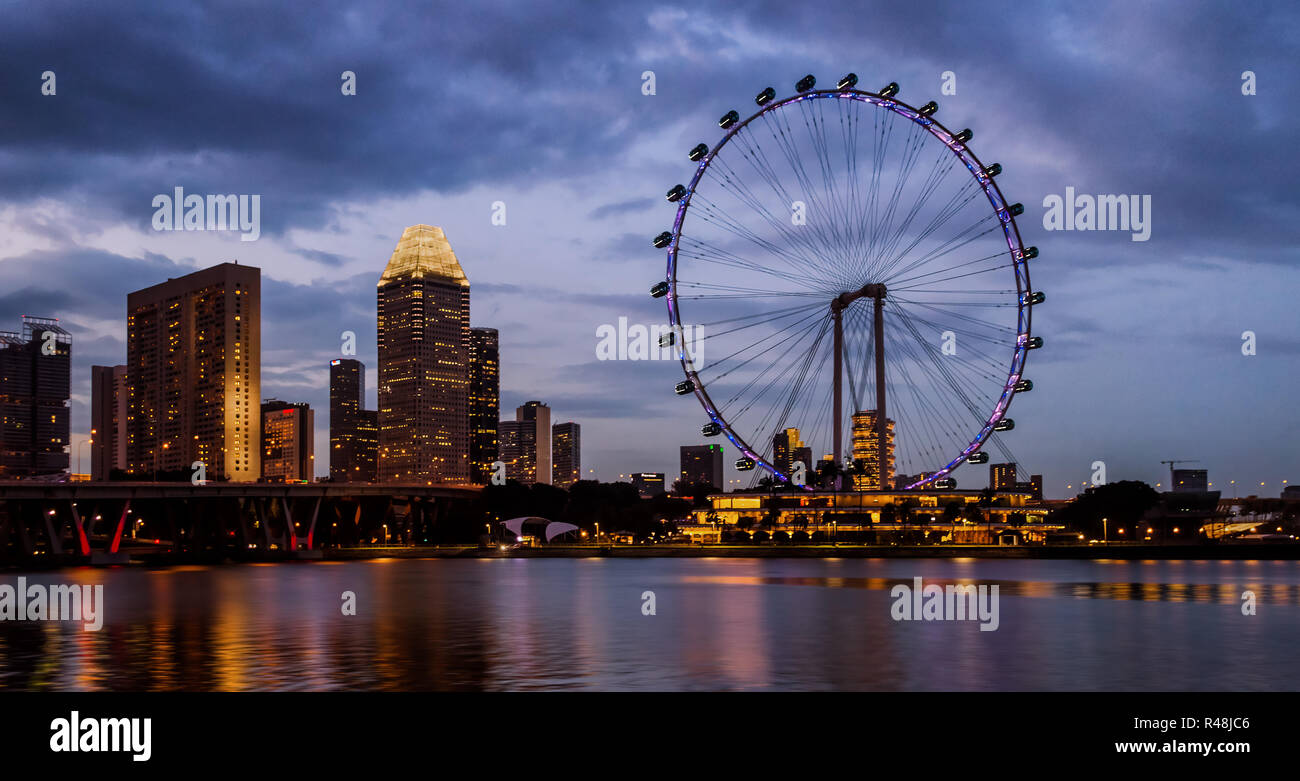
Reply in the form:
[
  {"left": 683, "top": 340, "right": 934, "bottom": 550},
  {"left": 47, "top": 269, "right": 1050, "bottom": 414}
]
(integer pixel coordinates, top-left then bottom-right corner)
[{"left": 1, "top": 557, "right": 1297, "bottom": 691}]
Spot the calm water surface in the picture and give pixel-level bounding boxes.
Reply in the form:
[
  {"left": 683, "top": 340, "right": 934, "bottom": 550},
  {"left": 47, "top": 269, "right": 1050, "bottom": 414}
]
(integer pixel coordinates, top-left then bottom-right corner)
[{"left": 2, "top": 557, "right": 1297, "bottom": 691}]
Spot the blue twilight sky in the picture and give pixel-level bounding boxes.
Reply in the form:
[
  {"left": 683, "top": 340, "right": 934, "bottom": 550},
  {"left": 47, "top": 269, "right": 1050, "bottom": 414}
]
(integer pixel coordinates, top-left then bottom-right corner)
[{"left": 0, "top": 1, "right": 1297, "bottom": 496}]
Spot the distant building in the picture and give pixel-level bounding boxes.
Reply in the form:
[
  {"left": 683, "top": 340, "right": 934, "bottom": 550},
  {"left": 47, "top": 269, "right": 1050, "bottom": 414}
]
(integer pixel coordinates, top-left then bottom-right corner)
[
  {"left": 500, "top": 401, "right": 551, "bottom": 485},
  {"left": 329, "top": 359, "right": 377, "bottom": 482},
  {"left": 850, "top": 410, "right": 894, "bottom": 490},
  {"left": 261, "top": 400, "right": 314, "bottom": 483},
  {"left": 1172, "top": 468, "right": 1208, "bottom": 493},
  {"left": 377, "top": 225, "right": 470, "bottom": 484},
  {"left": 631, "top": 472, "right": 665, "bottom": 497},
  {"left": 552, "top": 421, "right": 580, "bottom": 488},
  {"left": 1017, "top": 474, "right": 1044, "bottom": 500},
  {"left": 90, "top": 364, "right": 128, "bottom": 480},
  {"left": 1283, "top": 485, "right": 1300, "bottom": 501},
  {"left": 680, "top": 444, "right": 723, "bottom": 490},
  {"left": 0, "top": 317, "right": 71, "bottom": 477},
  {"left": 468, "top": 327, "right": 500, "bottom": 483},
  {"left": 990, "top": 463, "right": 1017, "bottom": 491},
  {"left": 125, "top": 262, "right": 260, "bottom": 481}
]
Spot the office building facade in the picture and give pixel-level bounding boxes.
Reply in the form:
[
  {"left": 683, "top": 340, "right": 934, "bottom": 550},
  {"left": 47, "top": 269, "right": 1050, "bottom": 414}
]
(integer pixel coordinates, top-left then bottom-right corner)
[
  {"left": 90, "top": 364, "right": 128, "bottom": 480},
  {"left": 261, "top": 399, "right": 314, "bottom": 482},
  {"left": 468, "top": 327, "right": 499, "bottom": 483},
  {"left": 680, "top": 444, "right": 724, "bottom": 490},
  {"left": 0, "top": 318, "right": 71, "bottom": 477},
  {"left": 552, "top": 421, "right": 580, "bottom": 488}
]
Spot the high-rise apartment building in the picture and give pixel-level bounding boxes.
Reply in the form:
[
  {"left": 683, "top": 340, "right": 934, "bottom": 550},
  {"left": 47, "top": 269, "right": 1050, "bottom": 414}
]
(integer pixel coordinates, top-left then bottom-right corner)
[
  {"left": 468, "top": 327, "right": 499, "bottom": 483},
  {"left": 329, "top": 358, "right": 377, "bottom": 482},
  {"left": 261, "top": 399, "right": 314, "bottom": 482},
  {"left": 499, "top": 400, "right": 550, "bottom": 485},
  {"left": 552, "top": 421, "right": 580, "bottom": 487},
  {"left": 0, "top": 317, "right": 71, "bottom": 477},
  {"left": 850, "top": 409, "right": 894, "bottom": 490},
  {"left": 90, "top": 364, "right": 128, "bottom": 480},
  {"left": 125, "top": 262, "right": 260, "bottom": 481},
  {"left": 377, "top": 225, "right": 470, "bottom": 484},
  {"left": 990, "top": 462, "right": 1017, "bottom": 491},
  {"left": 679, "top": 444, "right": 723, "bottom": 490}
]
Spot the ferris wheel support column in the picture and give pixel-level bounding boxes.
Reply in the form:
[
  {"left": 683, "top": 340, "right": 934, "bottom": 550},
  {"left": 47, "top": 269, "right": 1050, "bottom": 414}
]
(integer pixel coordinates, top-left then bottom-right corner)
[
  {"left": 872, "top": 287, "right": 887, "bottom": 491},
  {"left": 832, "top": 304, "right": 844, "bottom": 471}
]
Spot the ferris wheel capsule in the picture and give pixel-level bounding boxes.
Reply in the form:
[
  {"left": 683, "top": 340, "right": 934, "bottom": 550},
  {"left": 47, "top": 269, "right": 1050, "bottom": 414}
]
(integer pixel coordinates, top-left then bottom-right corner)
[
  {"left": 1028, "top": 291, "right": 1045, "bottom": 305},
  {"left": 666, "top": 184, "right": 686, "bottom": 202},
  {"left": 917, "top": 101, "right": 938, "bottom": 117},
  {"left": 755, "top": 87, "right": 776, "bottom": 105},
  {"left": 994, "top": 418, "right": 1015, "bottom": 431},
  {"left": 1026, "top": 337, "right": 1044, "bottom": 349},
  {"left": 879, "top": 82, "right": 899, "bottom": 98},
  {"left": 967, "top": 452, "right": 990, "bottom": 464},
  {"left": 735, "top": 457, "right": 756, "bottom": 471},
  {"left": 718, "top": 110, "right": 740, "bottom": 129},
  {"left": 1014, "top": 379, "right": 1034, "bottom": 392},
  {"left": 701, "top": 422, "right": 722, "bottom": 437},
  {"left": 688, "top": 143, "right": 709, "bottom": 162},
  {"left": 1021, "top": 246, "right": 1039, "bottom": 260},
  {"left": 653, "top": 231, "right": 673, "bottom": 248},
  {"left": 837, "top": 73, "right": 858, "bottom": 90},
  {"left": 795, "top": 74, "right": 816, "bottom": 92},
  {"left": 954, "top": 128, "right": 973, "bottom": 143},
  {"left": 675, "top": 380, "right": 694, "bottom": 395}
]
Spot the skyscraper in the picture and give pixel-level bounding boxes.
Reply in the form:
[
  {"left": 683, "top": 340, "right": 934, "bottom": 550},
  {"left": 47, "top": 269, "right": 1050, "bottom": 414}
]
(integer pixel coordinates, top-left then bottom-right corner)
[
  {"left": 377, "top": 225, "right": 471, "bottom": 484},
  {"left": 125, "top": 262, "right": 260, "bottom": 481},
  {"left": 329, "top": 358, "right": 377, "bottom": 482},
  {"left": 0, "top": 317, "right": 71, "bottom": 477},
  {"left": 261, "top": 399, "right": 314, "bottom": 482},
  {"left": 990, "top": 462, "right": 1017, "bottom": 491},
  {"left": 468, "top": 327, "right": 499, "bottom": 483},
  {"left": 850, "top": 409, "right": 894, "bottom": 490},
  {"left": 772, "top": 427, "right": 812, "bottom": 479},
  {"left": 90, "top": 364, "right": 128, "bottom": 480},
  {"left": 499, "top": 401, "right": 550, "bottom": 485},
  {"left": 552, "top": 421, "right": 580, "bottom": 487},
  {"left": 679, "top": 444, "right": 723, "bottom": 490}
]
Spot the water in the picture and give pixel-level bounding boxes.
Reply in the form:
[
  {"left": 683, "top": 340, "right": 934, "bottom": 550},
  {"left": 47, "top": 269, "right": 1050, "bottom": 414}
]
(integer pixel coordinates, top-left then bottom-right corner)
[{"left": 2, "top": 557, "right": 1297, "bottom": 691}]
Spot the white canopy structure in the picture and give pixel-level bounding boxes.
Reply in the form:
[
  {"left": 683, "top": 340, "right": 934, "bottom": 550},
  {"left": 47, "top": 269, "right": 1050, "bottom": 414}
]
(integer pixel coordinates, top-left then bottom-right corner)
[{"left": 500, "top": 517, "right": 581, "bottom": 542}]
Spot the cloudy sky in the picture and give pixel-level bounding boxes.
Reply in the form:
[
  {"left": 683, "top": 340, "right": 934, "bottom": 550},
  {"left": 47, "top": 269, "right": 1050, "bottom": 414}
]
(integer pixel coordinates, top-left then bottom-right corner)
[{"left": 1, "top": 1, "right": 1297, "bottom": 497}]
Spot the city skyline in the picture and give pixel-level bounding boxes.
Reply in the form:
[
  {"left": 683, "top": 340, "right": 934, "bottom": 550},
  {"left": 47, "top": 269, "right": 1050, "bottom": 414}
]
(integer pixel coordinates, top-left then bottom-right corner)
[{"left": 0, "top": 3, "right": 1297, "bottom": 496}]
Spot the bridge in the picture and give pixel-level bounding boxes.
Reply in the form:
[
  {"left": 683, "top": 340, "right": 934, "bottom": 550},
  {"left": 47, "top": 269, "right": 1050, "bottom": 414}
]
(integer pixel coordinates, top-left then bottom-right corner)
[{"left": 0, "top": 482, "right": 480, "bottom": 565}]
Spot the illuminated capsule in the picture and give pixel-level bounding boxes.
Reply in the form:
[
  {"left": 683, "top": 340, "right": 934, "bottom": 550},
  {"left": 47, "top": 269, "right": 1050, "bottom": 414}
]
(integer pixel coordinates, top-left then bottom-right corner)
[
  {"left": 1029, "top": 291, "right": 1045, "bottom": 305},
  {"left": 837, "top": 73, "right": 858, "bottom": 90},
  {"left": 983, "top": 163, "right": 1002, "bottom": 177},
  {"left": 650, "top": 281, "right": 670, "bottom": 298},
  {"left": 701, "top": 422, "right": 722, "bottom": 437},
  {"left": 1027, "top": 336, "right": 1044, "bottom": 349},
  {"left": 917, "top": 101, "right": 938, "bottom": 117},
  {"left": 688, "top": 143, "right": 709, "bottom": 162},
  {"left": 795, "top": 74, "right": 816, "bottom": 92},
  {"left": 718, "top": 110, "right": 740, "bottom": 129},
  {"left": 994, "top": 419, "right": 1015, "bottom": 432},
  {"left": 1021, "top": 246, "right": 1039, "bottom": 260},
  {"left": 933, "top": 478, "right": 957, "bottom": 489},
  {"left": 1014, "top": 379, "right": 1033, "bottom": 392},
  {"left": 1007, "top": 202, "right": 1024, "bottom": 217},
  {"left": 735, "top": 457, "right": 756, "bottom": 471},
  {"left": 755, "top": 87, "right": 776, "bottom": 105},
  {"left": 967, "top": 452, "right": 990, "bottom": 464},
  {"left": 653, "top": 231, "right": 673, "bottom": 249},
  {"left": 954, "top": 128, "right": 973, "bottom": 143},
  {"left": 658, "top": 330, "right": 675, "bottom": 348},
  {"left": 675, "top": 381, "right": 693, "bottom": 395},
  {"left": 666, "top": 184, "right": 686, "bottom": 202},
  {"left": 879, "top": 82, "right": 899, "bottom": 98}
]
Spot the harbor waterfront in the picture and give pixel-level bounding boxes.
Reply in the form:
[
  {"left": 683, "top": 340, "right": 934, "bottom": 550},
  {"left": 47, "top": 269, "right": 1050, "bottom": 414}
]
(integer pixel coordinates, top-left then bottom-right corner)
[{"left": 2, "top": 556, "right": 1298, "bottom": 691}]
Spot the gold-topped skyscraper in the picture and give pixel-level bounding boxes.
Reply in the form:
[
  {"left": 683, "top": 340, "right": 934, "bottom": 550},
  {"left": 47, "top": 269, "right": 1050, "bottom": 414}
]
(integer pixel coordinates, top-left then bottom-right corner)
[{"left": 377, "top": 225, "right": 471, "bottom": 484}]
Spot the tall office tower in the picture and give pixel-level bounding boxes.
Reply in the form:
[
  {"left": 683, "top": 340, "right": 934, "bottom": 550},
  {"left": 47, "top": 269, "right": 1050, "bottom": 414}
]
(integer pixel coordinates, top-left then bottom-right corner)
[
  {"left": 0, "top": 317, "right": 71, "bottom": 477},
  {"left": 261, "top": 399, "right": 314, "bottom": 482},
  {"left": 90, "top": 364, "right": 128, "bottom": 480},
  {"left": 329, "top": 358, "right": 363, "bottom": 481},
  {"left": 468, "top": 327, "right": 499, "bottom": 483},
  {"left": 355, "top": 409, "right": 378, "bottom": 481},
  {"left": 631, "top": 472, "right": 665, "bottom": 497},
  {"left": 499, "top": 400, "right": 551, "bottom": 485},
  {"left": 772, "top": 427, "right": 813, "bottom": 478},
  {"left": 126, "top": 262, "right": 260, "bottom": 481},
  {"left": 850, "top": 409, "right": 895, "bottom": 490},
  {"left": 679, "top": 444, "right": 723, "bottom": 490},
  {"left": 377, "top": 225, "right": 471, "bottom": 484},
  {"left": 990, "top": 462, "right": 1017, "bottom": 491},
  {"left": 552, "top": 421, "right": 580, "bottom": 487}
]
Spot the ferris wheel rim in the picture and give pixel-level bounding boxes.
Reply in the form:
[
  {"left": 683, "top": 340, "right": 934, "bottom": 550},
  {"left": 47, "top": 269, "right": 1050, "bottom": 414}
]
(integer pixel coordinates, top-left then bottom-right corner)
[{"left": 663, "top": 86, "right": 1034, "bottom": 490}]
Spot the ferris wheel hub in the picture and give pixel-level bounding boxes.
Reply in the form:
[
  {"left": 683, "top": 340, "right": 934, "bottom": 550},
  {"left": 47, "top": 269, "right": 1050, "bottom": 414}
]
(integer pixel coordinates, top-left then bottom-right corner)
[{"left": 831, "top": 283, "right": 887, "bottom": 311}]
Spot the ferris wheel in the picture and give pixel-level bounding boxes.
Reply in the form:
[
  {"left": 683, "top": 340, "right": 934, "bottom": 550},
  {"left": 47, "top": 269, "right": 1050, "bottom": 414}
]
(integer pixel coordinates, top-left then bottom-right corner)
[{"left": 650, "top": 73, "right": 1042, "bottom": 490}]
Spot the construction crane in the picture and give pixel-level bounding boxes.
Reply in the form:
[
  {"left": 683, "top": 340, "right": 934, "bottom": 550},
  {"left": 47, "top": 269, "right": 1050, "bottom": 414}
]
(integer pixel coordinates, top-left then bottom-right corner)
[{"left": 1160, "top": 459, "right": 1199, "bottom": 490}]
